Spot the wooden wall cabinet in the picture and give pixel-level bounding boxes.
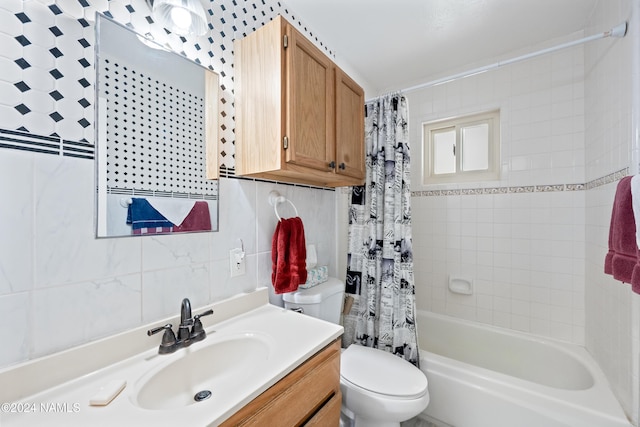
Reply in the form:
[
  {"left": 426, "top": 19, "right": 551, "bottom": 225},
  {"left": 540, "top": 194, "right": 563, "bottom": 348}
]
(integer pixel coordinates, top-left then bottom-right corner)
[
  {"left": 234, "top": 16, "right": 365, "bottom": 188},
  {"left": 220, "top": 339, "right": 342, "bottom": 426}
]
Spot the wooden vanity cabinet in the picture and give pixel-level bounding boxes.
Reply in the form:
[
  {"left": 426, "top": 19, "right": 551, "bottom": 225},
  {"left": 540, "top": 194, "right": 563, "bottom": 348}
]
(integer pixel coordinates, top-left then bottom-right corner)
[
  {"left": 220, "top": 339, "right": 342, "bottom": 426},
  {"left": 234, "top": 15, "right": 364, "bottom": 188}
]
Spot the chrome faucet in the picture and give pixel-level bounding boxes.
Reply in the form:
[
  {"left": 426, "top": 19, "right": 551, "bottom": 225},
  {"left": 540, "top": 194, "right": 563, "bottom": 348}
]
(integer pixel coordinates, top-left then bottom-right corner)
[{"left": 147, "top": 298, "right": 214, "bottom": 354}]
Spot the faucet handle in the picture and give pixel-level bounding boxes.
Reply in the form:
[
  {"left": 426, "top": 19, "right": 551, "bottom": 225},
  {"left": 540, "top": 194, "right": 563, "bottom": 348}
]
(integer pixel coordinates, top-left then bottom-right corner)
[
  {"left": 194, "top": 309, "right": 214, "bottom": 320},
  {"left": 191, "top": 309, "right": 214, "bottom": 342},
  {"left": 147, "top": 323, "right": 173, "bottom": 336},
  {"left": 147, "top": 324, "right": 178, "bottom": 354}
]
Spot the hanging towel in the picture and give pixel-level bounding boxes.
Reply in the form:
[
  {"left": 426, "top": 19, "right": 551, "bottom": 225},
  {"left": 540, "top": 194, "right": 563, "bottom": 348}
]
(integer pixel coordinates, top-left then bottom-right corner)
[
  {"left": 173, "top": 201, "right": 212, "bottom": 232},
  {"left": 604, "top": 176, "right": 640, "bottom": 293},
  {"left": 127, "top": 198, "right": 174, "bottom": 234},
  {"left": 631, "top": 176, "right": 640, "bottom": 249},
  {"left": 272, "top": 217, "right": 307, "bottom": 294},
  {"left": 631, "top": 176, "right": 640, "bottom": 294}
]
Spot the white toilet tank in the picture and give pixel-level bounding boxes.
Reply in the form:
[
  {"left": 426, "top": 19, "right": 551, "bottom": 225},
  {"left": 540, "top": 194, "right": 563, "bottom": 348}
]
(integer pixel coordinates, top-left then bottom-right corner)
[{"left": 282, "top": 277, "right": 344, "bottom": 324}]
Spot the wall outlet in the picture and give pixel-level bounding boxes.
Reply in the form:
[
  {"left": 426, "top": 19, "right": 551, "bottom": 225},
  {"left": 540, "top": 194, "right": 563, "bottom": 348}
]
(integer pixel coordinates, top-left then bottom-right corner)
[{"left": 229, "top": 248, "right": 246, "bottom": 277}]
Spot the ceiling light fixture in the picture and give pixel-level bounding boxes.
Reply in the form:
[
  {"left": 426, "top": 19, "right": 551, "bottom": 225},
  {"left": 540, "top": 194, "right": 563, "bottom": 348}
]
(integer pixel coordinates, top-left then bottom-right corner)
[{"left": 146, "top": 0, "right": 208, "bottom": 36}]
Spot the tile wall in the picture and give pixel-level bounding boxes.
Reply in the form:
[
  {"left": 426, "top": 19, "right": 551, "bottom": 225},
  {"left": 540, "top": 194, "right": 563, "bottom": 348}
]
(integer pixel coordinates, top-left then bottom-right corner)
[
  {"left": 408, "top": 36, "right": 588, "bottom": 344},
  {"left": 0, "top": 0, "right": 339, "bottom": 369},
  {"left": 584, "top": 0, "right": 638, "bottom": 422},
  {"left": 406, "top": 0, "right": 639, "bottom": 421}
]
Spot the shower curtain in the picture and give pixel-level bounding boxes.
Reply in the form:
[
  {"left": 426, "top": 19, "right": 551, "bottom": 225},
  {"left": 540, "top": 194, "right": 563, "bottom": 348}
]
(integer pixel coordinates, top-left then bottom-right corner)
[{"left": 345, "top": 93, "right": 419, "bottom": 366}]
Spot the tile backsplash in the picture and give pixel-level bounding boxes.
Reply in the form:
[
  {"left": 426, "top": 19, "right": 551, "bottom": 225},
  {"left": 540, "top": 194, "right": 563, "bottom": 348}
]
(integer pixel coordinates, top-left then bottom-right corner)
[{"left": 0, "top": 0, "right": 339, "bottom": 369}]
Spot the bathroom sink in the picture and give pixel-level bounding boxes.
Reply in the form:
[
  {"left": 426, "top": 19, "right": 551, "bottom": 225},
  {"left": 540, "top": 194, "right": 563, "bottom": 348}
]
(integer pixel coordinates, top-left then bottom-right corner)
[{"left": 134, "top": 332, "right": 273, "bottom": 410}]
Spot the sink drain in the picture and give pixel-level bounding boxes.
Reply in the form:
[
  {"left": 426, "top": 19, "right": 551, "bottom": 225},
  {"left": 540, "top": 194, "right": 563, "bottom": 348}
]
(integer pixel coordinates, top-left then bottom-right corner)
[{"left": 194, "top": 390, "right": 212, "bottom": 402}]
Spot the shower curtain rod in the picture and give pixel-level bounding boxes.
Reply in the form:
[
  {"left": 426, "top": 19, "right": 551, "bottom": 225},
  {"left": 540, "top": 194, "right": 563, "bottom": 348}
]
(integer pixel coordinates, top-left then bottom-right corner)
[{"left": 387, "top": 21, "right": 628, "bottom": 97}]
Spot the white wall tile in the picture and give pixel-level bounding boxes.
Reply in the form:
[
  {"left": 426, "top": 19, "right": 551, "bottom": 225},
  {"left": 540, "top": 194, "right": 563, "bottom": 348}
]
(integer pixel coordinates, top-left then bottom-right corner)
[
  {"left": 0, "top": 0, "right": 343, "bottom": 370},
  {"left": 0, "top": 292, "right": 30, "bottom": 366},
  {"left": 583, "top": 0, "right": 637, "bottom": 420},
  {"left": 32, "top": 274, "right": 141, "bottom": 357},
  {"left": 408, "top": 29, "right": 589, "bottom": 347},
  {"left": 33, "top": 155, "right": 142, "bottom": 288},
  {"left": 142, "top": 233, "right": 210, "bottom": 271},
  {"left": 0, "top": 150, "right": 34, "bottom": 295},
  {"left": 141, "top": 263, "right": 210, "bottom": 323}
]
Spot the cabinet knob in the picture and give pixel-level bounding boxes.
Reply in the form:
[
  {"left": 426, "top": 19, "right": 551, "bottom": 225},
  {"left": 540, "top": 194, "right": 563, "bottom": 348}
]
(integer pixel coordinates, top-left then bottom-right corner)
[
  {"left": 328, "top": 161, "right": 336, "bottom": 169},
  {"left": 339, "top": 163, "right": 346, "bottom": 170}
]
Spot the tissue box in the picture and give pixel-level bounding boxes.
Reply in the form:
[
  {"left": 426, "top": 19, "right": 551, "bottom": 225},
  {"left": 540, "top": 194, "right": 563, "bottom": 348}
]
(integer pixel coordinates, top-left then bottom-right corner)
[{"left": 300, "top": 265, "right": 328, "bottom": 289}]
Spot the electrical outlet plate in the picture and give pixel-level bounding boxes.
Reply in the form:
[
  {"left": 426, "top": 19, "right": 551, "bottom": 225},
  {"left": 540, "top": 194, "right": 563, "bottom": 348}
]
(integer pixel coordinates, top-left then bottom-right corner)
[{"left": 229, "top": 248, "right": 246, "bottom": 277}]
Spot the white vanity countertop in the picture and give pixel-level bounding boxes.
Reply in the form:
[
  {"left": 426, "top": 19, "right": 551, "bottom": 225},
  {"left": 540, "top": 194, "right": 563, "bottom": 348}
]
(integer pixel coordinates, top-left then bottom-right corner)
[{"left": 0, "top": 288, "right": 343, "bottom": 427}]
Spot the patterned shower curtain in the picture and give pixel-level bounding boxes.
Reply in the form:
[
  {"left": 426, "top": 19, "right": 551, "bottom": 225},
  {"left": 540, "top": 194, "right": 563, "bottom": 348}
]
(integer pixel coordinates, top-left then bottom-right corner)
[{"left": 345, "top": 93, "right": 419, "bottom": 366}]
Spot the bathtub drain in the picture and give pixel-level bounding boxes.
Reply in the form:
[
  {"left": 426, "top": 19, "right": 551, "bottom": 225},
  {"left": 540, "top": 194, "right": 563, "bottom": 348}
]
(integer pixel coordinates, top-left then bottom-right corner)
[{"left": 194, "top": 390, "right": 212, "bottom": 402}]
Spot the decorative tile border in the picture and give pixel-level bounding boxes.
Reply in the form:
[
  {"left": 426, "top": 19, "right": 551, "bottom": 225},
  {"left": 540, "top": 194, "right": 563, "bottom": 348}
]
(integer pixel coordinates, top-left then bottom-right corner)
[
  {"left": 0, "top": 125, "right": 629, "bottom": 197},
  {"left": 411, "top": 168, "right": 628, "bottom": 197},
  {"left": 107, "top": 187, "right": 217, "bottom": 201},
  {"left": 0, "top": 128, "right": 94, "bottom": 159},
  {"left": 585, "top": 168, "right": 628, "bottom": 190}
]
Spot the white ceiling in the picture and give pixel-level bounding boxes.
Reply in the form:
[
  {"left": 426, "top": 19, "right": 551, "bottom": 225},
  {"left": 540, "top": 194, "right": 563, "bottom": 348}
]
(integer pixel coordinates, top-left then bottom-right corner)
[{"left": 282, "top": 0, "right": 600, "bottom": 96}]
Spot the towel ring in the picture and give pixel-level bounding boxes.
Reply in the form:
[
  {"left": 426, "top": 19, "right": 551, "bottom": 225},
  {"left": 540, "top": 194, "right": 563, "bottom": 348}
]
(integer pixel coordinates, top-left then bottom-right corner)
[{"left": 268, "top": 190, "right": 299, "bottom": 220}]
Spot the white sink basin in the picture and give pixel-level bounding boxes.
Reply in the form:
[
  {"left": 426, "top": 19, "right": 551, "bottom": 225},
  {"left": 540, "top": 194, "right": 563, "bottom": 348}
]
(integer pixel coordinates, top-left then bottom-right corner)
[
  {"left": 0, "top": 290, "right": 344, "bottom": 427},
  {"left": 134, "top": 331, "right": 274, "bottom": 410}
]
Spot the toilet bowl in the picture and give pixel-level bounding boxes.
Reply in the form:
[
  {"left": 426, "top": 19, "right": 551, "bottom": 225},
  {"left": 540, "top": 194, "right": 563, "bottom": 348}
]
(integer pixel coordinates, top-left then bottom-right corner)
[
  {"left": 340, "top": 344, "right": 429, "bottom": 427},
  {"left": 283, "top": 279, "right": 429, "bottom": 427}
]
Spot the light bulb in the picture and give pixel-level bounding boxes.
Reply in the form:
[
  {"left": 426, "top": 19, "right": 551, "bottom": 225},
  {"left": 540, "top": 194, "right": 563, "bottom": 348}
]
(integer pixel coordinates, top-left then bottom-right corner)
[{"left": 170, "top": 7, "right": 192, "bottom": 29}]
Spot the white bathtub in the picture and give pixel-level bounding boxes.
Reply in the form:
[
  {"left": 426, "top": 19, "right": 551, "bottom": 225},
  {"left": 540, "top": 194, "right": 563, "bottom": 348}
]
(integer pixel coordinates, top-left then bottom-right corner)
[{"left": 416, "top": 310, "right": 631, "bottom": 427}]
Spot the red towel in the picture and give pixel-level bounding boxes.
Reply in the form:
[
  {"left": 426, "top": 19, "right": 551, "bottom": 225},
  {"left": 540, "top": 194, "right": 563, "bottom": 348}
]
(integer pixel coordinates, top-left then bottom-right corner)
[
  {"left": 174, "top": 201, "right": 212, "bottom": 232},
  {"left": 604, "top": 176, "right": 640, "bottom": 293},
  {"left": 272, "top": 217, "right": 307, "bottom": 294}
]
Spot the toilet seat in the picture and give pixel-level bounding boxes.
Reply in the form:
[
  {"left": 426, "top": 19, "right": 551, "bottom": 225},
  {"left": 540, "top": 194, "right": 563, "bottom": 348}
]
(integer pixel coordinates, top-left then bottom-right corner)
[{"left": 340, "top": 345, "right": 428, "bottom": 399}]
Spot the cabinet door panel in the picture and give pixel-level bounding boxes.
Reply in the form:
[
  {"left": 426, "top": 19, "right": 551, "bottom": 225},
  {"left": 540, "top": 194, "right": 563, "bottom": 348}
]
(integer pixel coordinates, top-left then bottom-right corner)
[
  {"left": 286, "top": 26, "right": 335, "bottom": 172},
  {"left": 234, "top": 17, "right": 284, "bottom": 175},
  {"left": 335, "top": 67, "right": 365, "bottom": 181},
  {"left": 304, "top": 391, "right": 341, "bottom": 426},
  {"left": 220, "top": 340, "right": 341, "bottom": 427}
]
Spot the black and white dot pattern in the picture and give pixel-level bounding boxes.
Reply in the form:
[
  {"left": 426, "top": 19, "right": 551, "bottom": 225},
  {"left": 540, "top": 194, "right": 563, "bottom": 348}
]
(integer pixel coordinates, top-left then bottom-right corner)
[
  {"left": 0, "top": 0, "right": 336, "bottom": 172},
  {"left": 100, "top": 56, "right": 215, "bottom": 194}
]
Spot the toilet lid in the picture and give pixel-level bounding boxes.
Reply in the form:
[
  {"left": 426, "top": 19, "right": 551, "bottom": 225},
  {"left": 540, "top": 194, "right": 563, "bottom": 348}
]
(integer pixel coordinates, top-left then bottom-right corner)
[{"left": 340, "top": 345, "right": 428, "bottom": 398}]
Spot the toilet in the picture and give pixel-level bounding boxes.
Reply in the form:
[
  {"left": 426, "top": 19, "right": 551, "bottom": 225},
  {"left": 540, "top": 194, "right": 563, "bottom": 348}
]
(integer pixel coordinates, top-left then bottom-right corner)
[{"left": 283, "top": 278, "right": 429, "bottom": 427}]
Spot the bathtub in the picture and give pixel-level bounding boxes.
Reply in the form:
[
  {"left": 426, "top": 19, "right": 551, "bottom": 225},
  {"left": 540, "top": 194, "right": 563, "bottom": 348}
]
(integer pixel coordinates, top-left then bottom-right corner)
[{"left": 416, "top": 310, "right": 631, "bottom": 427}]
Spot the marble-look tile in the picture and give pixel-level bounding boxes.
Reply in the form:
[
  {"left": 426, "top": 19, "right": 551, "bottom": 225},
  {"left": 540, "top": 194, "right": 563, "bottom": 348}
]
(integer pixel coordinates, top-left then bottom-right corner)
[
  {"left": 141, "top": 263, "right": 210, "bottom": 323},
  {"left": 32, "top": 274, "right": 141, "bottom": 357},
  {"left": 141, "top": 232, "right": 210, "bottom": 271},
  {"left": 0, "top": 150, "right": 34, "bottom": 295},
  {"left": 213, "top": 178, "right": 257, "bottom": 260},
  {"left": 209, "top": 257, "right": 231, "bottom": 301},
  {"left": 33, "top": 154, "right": 141, "bottom": 288},
  {"left": 257, "top": 251, "right": 281, "bottom": 307},
  {"left": 256, "top": 182, "right": 338, "bottom": 274},
  {"left": 255, "top": 181, "right": 289, "bottom": 253},
  {"left": 0, "top": 292, "right": 30, "bottom": 366},
  {"left": 293, "top": 186, "right": 337, "bottom": 272}
]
